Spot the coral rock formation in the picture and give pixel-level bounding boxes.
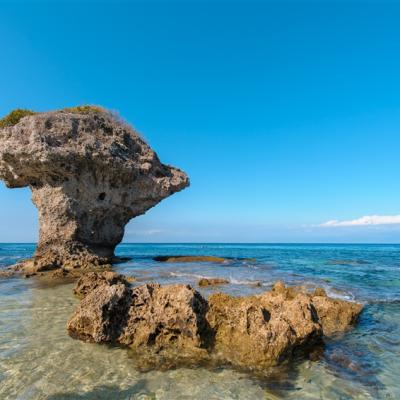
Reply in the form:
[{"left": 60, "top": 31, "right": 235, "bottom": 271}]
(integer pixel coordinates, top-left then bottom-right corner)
[
  {"left": 311, "top": 289, "right": 362, "bottom": 335},
  {"left": 0, "top": 107, "right": 189, "bottom": 272},
  {"left": 198, "top": 277, "right": 230, "bottom": 287},
  {"left": 206, "top": 290, "right": 321, "bottom": 368},
  {"left": 67, "top": 274, "right": 363, "bottom": 371},
  {"left": 73, "top": 271, "right": 130, "bottom": 298},
  {"left": 68, "top": 280, "right": 210, "bottom": 352}
]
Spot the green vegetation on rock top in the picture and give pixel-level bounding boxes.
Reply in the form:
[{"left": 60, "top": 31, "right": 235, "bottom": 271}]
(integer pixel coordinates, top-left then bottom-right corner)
[
  {"left": 61, "top": 105, "right": 105, "bottom": 114},
  {"left": 0, "top": 105, "right": 106, "bottom": 128},
  {"left": 0, "top": 109, "right": 37, "bottom": 128}
]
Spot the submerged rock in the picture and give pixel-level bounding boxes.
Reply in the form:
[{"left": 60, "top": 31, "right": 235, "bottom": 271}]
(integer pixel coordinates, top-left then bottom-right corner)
[
  {"left": 0, "top": 106, "right": 189, "bottom": 272},
  {"left": 67, "top": 274, "right": 363, "bottom": 371},
  {"left": 153, "top": 255, "right": 227, "bottom": 263},
  {"left": 0, "top": 269, "right": 15, "bottom": 278},
  {"left": 326, "top": 259, "right": 370, "bottom": 266},
  {"left": 198, "top": 278, "right": 229, "bottom": 287}
]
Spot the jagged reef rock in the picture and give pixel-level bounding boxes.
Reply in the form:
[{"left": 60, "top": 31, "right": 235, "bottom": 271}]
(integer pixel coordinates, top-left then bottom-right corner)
[
  {"left": 198, "top": 277, "right": 229, "bottom": 287},
  {"left": 68, "top": 280, "right": 210, "bottom": 352},
  {"left": 73, "top": 271, "right": 130, "bottom": 298},
  {"left": 0, "top": 107, "right": 189, "bottom": 272},
  {"left": 119, "top": 283, "right": 209, "bottom": 350},
  {"left": 311, "top": 290, "right": 362, "bottom": 335},
  {"left": 206, "top": 291, "right": 322, "bottom": 368},
  {"left": 68, "top": 282, "right": 132, "bottom": 343},
  {"left": 67, "top": 274, "right": 363, "bottom": 370}
]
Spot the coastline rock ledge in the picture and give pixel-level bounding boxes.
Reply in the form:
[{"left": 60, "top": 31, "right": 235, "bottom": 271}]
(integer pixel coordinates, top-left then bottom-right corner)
[{"left": 0, "top": 107, "right": 189, "bottom": 272}]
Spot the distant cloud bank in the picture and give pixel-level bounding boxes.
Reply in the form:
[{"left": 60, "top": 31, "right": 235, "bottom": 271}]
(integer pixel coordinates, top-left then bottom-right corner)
[{"left": 320, "top": 215, "right": 400, "bottom": 227}]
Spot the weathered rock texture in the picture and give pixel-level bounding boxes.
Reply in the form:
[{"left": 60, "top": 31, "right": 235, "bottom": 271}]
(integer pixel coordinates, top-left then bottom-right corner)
[
  {"left": 0, "top": 108, "right": 189, "bottom": 272},
  {"left": 67, "top": 274, "right": 363, "bottom": 371},
  {"left": 73, "top": 271, "right": 130, "bottom": 298},
  {"left": 198, "top": 277, "right": 229, "bottom": 287},
  {"left": 68, "top": 280, "right": 210, "bottom": 351},
  {"left": 311, "top": 290, "right": 362, "bottom": 335}
]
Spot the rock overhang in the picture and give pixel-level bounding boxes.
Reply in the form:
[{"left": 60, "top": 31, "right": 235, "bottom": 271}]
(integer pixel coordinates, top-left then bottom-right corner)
[{"left": 0, "top": 106, "right": 189, "bottom": 272}]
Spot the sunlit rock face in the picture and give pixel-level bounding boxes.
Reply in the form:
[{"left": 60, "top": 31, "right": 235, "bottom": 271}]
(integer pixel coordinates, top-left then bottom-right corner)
[
  {"left": 0, "top": 108, "right": 189, "bottom": 271},
  {"left": 67, "top": 275, "right": 363, "bottom": 371}
]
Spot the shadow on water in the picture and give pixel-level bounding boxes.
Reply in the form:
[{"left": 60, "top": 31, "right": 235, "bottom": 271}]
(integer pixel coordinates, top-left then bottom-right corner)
[
  {"left": 319, "top": 302, "right": 400, "bottom": 398},
  {"left": 124, "top": 343, "right": 319, "bottom": 397},
  {"left": 249, "top": 358, "right": 312, "bottom": 396},
  {"left": 47, "top": 380, "right": 151, "bottom": 400}
]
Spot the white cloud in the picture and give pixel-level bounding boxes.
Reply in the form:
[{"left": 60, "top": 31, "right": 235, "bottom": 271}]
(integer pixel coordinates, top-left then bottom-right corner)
[{"left": 320, "top": 215, "right": 400, "bottom": 227}]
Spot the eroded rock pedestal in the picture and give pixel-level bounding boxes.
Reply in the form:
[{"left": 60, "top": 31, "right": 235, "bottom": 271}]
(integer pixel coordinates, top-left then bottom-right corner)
[
  {"left": 67, "top": 273, "right": 363, "bottom": 371},
  {"left": 0, "top": 108, "right": 189, "bottom": 272}
]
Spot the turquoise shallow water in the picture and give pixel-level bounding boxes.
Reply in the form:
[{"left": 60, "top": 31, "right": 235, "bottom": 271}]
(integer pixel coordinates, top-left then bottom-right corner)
[{"left": 0, "top": 243, "right": 399, "bottom": 399}]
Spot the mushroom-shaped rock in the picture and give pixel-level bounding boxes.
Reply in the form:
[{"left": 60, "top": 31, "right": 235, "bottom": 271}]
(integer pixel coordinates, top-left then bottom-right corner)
[{"left": 0, "top": 107, "right": 189, "bottom": 271}]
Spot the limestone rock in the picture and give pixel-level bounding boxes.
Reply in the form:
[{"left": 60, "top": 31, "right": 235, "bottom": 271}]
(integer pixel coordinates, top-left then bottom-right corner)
[
  {"left": 67, "top": 274, "right": 363, "bottom": 370},
  {"left": 0, "top": 269, "right": 15, "bottom": 278},
  {"left": 198, "top": 278, "right": 229, "bottom": 287},
  {"left": 119, "top": 283, "right": 209, "bottom": 350},
  {"left": 67, "top": 283, "right": 132, "bottom": 342},
  {"left": 269, "top": 282, "right": 363, "bottom": 336},
  {"left": 207, "top": 291, "right": 322, "bottom": 368},
  {"left": 0, "top": 107, "right": 189, "bottom": 272},
  {"left": 311, "top": 291, "right": 363, "bottom": 335},
  {"left": 68, "top": 278, "right": 210, "bottom": 351},
  {"left": 73, "top": 271, "right": 130, "bottom": 298}
]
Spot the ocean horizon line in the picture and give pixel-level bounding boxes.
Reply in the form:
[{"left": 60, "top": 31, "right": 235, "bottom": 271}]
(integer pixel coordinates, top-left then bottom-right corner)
[{"left": 1, "top": 242, "right": 399, "bottom": 246}]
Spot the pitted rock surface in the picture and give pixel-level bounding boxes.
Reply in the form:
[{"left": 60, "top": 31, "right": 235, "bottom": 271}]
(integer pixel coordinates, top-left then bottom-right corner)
[
  {"left": 67, "top": 275, "right": 363, "bottom": 370},
  {"left": 73, "top": 271, "right": 130, "bottom": 298},
  {"left": 119, "top": 283, "right": 209, "bottom": 350},
  {"left": 68, "top": 280, "right": 209, "bottom": 352},
  {"left": 68, "top": 282, "right": 132, "bottom": 343},
  {"left": 0, "top": 108, "right": 189, "bottom": 271}
]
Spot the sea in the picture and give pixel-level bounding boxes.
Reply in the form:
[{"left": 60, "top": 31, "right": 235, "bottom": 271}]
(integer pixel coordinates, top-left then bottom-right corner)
[{"left": 0, "top": 243, "right": 399, "bottom": 399}]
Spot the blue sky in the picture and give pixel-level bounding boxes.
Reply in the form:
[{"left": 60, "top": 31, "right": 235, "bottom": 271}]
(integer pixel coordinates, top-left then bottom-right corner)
[{"left": 1, "top": 0, "right": 400, "bottom": 243}]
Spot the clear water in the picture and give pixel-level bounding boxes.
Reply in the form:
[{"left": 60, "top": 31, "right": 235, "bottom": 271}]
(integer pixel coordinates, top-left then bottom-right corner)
[{"left": 0, "top": 243, "right": 399, "bottom": 399}]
